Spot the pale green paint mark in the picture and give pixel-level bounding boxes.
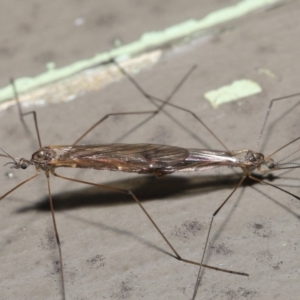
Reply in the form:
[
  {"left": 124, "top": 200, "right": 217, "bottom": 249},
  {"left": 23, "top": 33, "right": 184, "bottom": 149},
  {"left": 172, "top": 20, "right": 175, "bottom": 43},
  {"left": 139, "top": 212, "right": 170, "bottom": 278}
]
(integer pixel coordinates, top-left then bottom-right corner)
[
  {"left": 0, "top": 0, "right": 280, "bottom": 104},
  {"left": 204, "top": 79, "right": 262, "bottom": 108},
  {"left": 258, "top": 68, "right": 280, "bottom": 81}
]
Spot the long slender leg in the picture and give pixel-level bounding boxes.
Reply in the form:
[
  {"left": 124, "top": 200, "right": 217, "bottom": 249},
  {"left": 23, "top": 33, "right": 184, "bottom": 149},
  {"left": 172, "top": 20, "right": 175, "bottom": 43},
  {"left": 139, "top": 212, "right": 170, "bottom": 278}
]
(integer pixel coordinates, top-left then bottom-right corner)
[
  {"left": 114, "top": 61, "right": 197, "bottom": 113},
  {"left": 255, "top": 92, "right": 300, "bottom": 150},
  {"left": 51, "top": 170, "right": 248, "bottom": 276},
  {"left": 113, "top": 64, "right": 230, "bottom": 152},
  {"left": 191, "top": 172, "right": 300, "bottom": 300},
  {"left": 119, "top": 69, "right": 300, "bottom": 154},
  {"left": 45, "top": 171, "right": 65, "bottom": 300},
  {"left": 0, "top": 172, "right": 40, "bottom": 200},
  {"left": 10, "top": 65, "right": 196, "bottom": 149},
  {"left": 72, "top": 66, "right": 196, "bottom": 145},
  {"left": 191, "top": 175, "right": 247, "bottom": 300},
  {"left": 249, "top": 175, "right": 300, "bottom": 201},
  {"left": 10, "top": 79, "right": 42, "bottom": 147}
]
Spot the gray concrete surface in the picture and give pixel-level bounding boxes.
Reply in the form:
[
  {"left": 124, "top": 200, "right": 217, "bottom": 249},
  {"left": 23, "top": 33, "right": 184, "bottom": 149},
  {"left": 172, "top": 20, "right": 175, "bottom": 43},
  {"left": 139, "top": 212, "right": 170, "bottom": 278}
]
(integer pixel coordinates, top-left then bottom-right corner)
[{"left": 1, "top": 1, "right": 300, "bottom": 300}]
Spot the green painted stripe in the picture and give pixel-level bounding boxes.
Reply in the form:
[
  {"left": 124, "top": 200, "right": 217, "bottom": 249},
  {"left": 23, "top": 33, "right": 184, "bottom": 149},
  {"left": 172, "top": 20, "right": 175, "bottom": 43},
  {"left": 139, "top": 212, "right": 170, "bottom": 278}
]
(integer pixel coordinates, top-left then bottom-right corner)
[
  {"left": 204, "top": 79, "right": 262, "bottom": 107},
  {"left": 0, "top": 0, "right": 280, "bottom": 104}
]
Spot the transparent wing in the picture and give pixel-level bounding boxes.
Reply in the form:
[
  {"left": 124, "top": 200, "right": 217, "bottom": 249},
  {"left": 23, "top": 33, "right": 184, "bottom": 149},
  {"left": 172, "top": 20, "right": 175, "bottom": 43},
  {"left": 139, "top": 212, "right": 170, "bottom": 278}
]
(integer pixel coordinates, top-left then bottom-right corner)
[{"left": 51, "top": 144, "right": 237, "bottom": 176}]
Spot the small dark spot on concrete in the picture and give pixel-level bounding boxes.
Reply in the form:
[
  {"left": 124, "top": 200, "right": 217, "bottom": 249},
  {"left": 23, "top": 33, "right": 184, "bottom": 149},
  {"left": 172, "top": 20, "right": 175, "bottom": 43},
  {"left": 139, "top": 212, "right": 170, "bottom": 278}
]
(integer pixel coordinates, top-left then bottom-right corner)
[
  {"left": 253, "top": 223, "right": 264, "bottom": 230},
  {"left": 177, "top": 286, "right": 186, "bottom": 295},
  {"left": 172, "top": 219, "right": 204, "bottom": 241},
  {"left": 224, "top": 287, "right": 258, "bottom": 299},
  {"left": 183, "top": 220, "right": 203, "bottom": 234},
  {"left": 40, "top": 229, "right": 56, "bottom": 251},
  {"left": 53, "top": 260, "right": 61, "bottom": 274},
  {"left": 111, "top": 275, "right": 135, "bottom": 299},
  {"left": 210, "top": 243, "right": 233, "bottom": 256},
  {"left": 248, "top": 221, "right": 273, "bottom": 238},
  {"left": 47, "top": 231, "right": 57, "bottom": 250},
  {"left": 86, "top": 254, "right": 105, "bottom": 269},
  {"left": 47, "top": 259, "right": 61, "bottom": 276},
  {"left": 256, "top": 250, "right": 273, "bottom": 263},
  {"left": 272, "top": 261, "right": 283, "bottom": 271}
]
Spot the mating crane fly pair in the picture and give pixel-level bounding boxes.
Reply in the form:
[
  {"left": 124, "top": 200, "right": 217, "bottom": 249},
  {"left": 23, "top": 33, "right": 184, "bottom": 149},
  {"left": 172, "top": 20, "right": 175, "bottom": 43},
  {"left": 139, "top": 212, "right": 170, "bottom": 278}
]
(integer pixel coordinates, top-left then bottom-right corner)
[{"left": 1, "top": 64, "right": 300, "bottom": 300}]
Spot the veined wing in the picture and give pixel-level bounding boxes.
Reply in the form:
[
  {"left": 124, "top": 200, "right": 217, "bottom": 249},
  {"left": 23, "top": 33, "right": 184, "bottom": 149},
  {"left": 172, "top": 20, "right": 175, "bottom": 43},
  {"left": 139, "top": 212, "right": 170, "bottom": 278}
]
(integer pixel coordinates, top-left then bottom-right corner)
[{"left": 48, "top": 144, "right": 238, "bottom": 176}]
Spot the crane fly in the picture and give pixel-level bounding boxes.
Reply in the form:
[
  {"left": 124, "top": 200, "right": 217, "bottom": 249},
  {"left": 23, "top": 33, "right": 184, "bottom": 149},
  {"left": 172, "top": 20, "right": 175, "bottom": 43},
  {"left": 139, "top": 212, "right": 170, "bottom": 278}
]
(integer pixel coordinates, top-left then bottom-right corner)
[{"left": 1, "top": 62, "right": 300, "bottom": 300}]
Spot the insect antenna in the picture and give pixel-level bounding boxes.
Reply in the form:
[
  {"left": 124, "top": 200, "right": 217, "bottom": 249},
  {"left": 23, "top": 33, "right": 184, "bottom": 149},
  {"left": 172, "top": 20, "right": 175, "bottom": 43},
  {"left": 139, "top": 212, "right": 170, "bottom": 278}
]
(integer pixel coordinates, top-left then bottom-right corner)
[
  {"left": 10, "top": 78, "right": 42, "bottom": 148},
  {"left": 0, "top": 148, "right": 16, "bottom": 161}
]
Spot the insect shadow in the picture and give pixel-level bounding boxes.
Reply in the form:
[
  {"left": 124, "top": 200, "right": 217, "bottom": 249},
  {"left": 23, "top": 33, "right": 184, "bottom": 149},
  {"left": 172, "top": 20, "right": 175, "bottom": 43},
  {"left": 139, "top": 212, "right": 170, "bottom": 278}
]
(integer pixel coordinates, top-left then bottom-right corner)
[{"left": 17, "top": 173, "right": 280, "bottom": 213}]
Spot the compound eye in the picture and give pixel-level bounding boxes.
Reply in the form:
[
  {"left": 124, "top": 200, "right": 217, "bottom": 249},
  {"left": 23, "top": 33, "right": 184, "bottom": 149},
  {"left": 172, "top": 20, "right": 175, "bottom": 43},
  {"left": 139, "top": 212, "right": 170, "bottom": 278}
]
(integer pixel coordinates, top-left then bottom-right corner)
[
  {"left": 33, "top": 150, "right": 46, "bottom": 160},
  {"left": 37, "top": 151, "right": 45, "bottom": 159},
  {"left": 20, "top": 163, "right": 27, "bottom": 169},
  {"left": 247, "top": 153, "right": 255, "bottom": 162},
  {"left": 266, "top": 158, "right": 275, "bottom": 169}
]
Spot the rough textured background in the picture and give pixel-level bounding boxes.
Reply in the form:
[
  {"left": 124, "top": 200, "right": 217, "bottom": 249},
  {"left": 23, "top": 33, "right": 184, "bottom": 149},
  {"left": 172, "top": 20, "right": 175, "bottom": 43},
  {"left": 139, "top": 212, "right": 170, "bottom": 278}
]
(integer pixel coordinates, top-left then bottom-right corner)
[{"left": 1, "top": 1, "right": 300, "bottom": 300}]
